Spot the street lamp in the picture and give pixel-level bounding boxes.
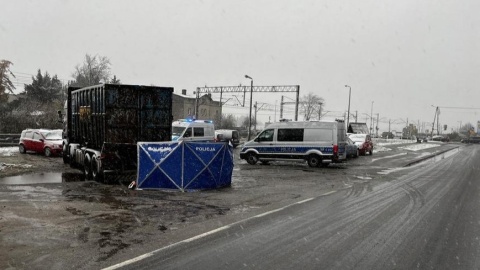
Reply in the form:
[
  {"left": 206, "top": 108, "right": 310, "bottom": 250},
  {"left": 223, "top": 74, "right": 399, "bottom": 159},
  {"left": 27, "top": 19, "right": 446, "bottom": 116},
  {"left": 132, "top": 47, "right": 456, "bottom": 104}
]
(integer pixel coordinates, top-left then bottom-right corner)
[
  {"left": 344, "top": 85, "right": 351, "bottom": 130},
  {"left": 245, "top": 75, "right": 253, "bottom": 141}
]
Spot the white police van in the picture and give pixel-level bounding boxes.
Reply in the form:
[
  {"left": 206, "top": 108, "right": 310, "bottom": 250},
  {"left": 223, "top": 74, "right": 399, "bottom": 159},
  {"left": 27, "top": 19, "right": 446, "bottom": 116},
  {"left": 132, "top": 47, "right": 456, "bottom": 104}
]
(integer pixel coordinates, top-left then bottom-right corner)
[
  {"left": 239, "top": 120, "right": 347, "bottom": 167},
  {"left": 172, "top": 119, "right": 215, "bottom": 142}
]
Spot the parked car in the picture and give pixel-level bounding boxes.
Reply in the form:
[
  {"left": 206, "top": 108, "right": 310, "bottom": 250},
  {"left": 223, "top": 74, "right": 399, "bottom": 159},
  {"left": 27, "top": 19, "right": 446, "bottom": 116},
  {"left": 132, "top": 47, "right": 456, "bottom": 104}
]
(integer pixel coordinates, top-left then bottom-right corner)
[
  {"left": 348, "top": 133, "right": 373, "bottom": 156},
  {"left": 432, "top": 135, "right": 450, "bottom": 142},
  {"left": 345, "top": 137, "right": 359, "bottom": 158},
  {"left": 19, "top": 129, "right": 63, "bottom": 157}
]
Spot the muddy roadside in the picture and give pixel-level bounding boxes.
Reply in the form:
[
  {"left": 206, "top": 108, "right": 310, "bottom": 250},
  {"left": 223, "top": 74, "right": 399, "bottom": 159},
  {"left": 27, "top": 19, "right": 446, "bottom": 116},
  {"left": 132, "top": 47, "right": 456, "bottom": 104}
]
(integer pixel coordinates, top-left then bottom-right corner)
[{"left": 0, "top": 143, "right": 459, "bottom": 269}]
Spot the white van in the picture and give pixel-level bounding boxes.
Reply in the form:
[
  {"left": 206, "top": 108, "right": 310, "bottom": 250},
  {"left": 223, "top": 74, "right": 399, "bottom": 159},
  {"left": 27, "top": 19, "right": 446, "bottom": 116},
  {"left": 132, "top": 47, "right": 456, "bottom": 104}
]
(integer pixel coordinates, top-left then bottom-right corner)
[
  {"left": 239, "top": 120, "right": 347, "bottom": 167},
  {"left": 171, "top": 119, "right": 215, "bottom": 142},
  {"left": 215, "top": 129, "right": 241, "bottom": 148}
]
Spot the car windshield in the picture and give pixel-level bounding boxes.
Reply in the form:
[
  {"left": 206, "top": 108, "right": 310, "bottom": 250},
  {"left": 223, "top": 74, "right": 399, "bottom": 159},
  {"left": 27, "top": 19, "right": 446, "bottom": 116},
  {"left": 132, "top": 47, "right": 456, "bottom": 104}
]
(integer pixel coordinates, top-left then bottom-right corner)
[
  {"left": 172, "top": 126, "right": 186, "bottom": 136},
  {"left": 45, "top": 130, "right": 62, "bottom": 140},
  {"left": 349, "top": 134, "right": 366, "bottom": 142}
]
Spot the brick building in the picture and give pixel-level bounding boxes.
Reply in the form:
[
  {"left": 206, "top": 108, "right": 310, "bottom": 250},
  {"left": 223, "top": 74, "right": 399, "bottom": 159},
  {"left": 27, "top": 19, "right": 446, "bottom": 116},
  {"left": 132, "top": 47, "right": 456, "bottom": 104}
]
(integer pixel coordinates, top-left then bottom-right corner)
[{"left": 172, "top": 89, "right": 222, "bottom": 125}]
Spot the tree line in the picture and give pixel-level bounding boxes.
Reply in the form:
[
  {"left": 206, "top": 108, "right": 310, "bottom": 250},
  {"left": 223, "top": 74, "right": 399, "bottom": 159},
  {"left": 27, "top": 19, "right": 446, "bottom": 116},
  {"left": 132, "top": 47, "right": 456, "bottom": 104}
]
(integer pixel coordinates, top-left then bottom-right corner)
[
  {"left": 2, "top": 54, "right": 326, "bottom": 133},
  {"left": 0, "top": 54, "right": 118, "bottom": 133}
]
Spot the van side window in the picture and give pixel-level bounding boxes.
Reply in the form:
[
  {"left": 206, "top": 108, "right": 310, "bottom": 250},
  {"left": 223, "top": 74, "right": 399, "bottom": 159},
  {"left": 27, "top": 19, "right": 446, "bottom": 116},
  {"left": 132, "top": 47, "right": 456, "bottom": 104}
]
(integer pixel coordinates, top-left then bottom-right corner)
[
  {"left": 184, "top": 128, "right": 192, "bottom": 138},
  {"left": 193, "top": 127, "right": 204, "bottom": 137},
  {"left": 258, "top": 129, "right": 274, "bottom": 142},
  {"left": 278, "top": 129, "right": 304, "bottom": 142}
]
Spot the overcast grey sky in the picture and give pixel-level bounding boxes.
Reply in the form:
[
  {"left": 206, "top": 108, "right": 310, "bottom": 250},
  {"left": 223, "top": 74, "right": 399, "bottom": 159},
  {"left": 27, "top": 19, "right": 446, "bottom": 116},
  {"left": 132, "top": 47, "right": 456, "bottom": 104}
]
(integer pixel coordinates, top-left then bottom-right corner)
[{"left": 2, "top": 0, "right": 479, "bottom": 133}]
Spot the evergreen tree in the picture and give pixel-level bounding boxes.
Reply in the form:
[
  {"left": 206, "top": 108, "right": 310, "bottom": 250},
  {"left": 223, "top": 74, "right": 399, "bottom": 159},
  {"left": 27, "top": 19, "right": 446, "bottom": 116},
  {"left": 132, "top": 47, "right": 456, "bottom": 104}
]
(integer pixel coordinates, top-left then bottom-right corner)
[{"left": 24, "top": 69, "right": 63, "bottom": 103}]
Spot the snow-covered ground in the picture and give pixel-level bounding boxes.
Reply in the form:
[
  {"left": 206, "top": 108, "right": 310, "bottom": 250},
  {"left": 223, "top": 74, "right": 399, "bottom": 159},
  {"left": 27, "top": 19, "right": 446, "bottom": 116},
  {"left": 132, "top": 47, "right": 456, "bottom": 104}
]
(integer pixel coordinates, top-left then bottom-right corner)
[
  {"left": 0, "top": 147, "right": 18, "bottom": 157},
  {"left": 373, "top": 139, "right": 440, "bottom": 153},
  {"left": 0, "top": 147, "right": 33, "bottom": 172}
]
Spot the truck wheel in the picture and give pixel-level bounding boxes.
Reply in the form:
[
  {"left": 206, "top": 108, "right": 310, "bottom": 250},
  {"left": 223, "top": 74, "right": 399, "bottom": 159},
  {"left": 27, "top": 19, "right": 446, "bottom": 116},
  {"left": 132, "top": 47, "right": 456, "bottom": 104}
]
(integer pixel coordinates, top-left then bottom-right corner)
[
  {"left": 84, "top": 154, "right": 93, "bottom": 180},
  {"left": 44, "top": 147, "right": 52, "bottom": 157},
  {"left": 91, "top": 155, "right": 104, "bottom": 182},
  {"left": 19, "top": 144, "right": 26, "bottom": 154},
  {"left": 246, "top": 153, "right": 258, "bottom": 165},
  {"left": 63, "top": 153, "right": 69, "bottom": 164},
  {"left": 307, "top": 154, "right": 321, "bottom": 167}
]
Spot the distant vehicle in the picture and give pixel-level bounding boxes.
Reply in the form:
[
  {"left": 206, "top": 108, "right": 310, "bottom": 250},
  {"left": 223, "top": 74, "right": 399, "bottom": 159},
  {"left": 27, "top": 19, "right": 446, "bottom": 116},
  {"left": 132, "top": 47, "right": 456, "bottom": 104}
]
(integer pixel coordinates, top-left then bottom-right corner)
[
  {"left": 348, "top": 133, "right": 373, "bottom": 156},
  {"left": 432, "top": 135, "right": 449, "bottom": 142},
  {"left": 461, "top": 137, "right": 480, "bottom": 144},
  {"left": 19, "top": 129, "right": 63, "bottom": 157},
  {"left": 215, "top": 129, "right": 240, "bottom": 148},
  {"left": 61, "top": 83, "right": 173, "bottom": 182},
  {"left": 345, "top": 137, "right": 359, "bottom": 158},
  {"left": 172, "top": 119, "right": 215, "bottom": 142},
  {"left": 240, "top": 120, "right": 347, "bottom": 167}
]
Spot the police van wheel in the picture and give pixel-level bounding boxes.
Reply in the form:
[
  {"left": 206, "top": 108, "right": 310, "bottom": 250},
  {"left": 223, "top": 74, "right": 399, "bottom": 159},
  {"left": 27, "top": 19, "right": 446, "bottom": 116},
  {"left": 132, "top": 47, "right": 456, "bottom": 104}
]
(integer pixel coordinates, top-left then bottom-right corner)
[
  {"left": 307, "top": 154, "right": 321, "bottom": 167},
  {"left": 246, "top": 153, "right": 258, "bottom": 165}
]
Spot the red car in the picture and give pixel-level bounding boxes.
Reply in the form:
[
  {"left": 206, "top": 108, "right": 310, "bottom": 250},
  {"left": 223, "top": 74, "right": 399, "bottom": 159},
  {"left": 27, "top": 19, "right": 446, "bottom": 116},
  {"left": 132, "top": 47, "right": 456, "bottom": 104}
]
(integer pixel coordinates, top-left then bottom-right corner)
[
  {"left": 19, "top": 129, "right": 63, "bottom": 157},
  {"left": 348, "top": 133, "right": 373, "bottom": 155}
]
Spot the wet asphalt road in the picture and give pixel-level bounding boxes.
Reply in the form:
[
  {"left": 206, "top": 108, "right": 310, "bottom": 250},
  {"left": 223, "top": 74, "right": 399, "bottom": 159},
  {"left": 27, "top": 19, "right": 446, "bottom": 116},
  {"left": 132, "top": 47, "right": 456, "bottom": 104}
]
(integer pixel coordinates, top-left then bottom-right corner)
[
  {"left": 0, "top": 141, "right": 469, "bottom": 269},
  {"left": 108, "top": 144, "right": 480, "bottom": 270}
]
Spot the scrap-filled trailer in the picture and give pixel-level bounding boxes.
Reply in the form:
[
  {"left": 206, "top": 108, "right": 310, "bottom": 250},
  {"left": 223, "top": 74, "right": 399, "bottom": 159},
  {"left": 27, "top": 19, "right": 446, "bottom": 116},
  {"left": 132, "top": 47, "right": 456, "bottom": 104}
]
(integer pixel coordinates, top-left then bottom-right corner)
[{"left": 62, "top": 83, "right": 173, "bottom": 182}]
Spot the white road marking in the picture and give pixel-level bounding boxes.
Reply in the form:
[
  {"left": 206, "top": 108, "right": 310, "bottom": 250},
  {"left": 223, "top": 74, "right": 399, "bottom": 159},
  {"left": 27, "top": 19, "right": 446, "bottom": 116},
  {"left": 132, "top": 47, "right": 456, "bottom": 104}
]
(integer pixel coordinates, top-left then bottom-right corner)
[{"left": 102, "top": 191, "right": 336, "bottom": 270}]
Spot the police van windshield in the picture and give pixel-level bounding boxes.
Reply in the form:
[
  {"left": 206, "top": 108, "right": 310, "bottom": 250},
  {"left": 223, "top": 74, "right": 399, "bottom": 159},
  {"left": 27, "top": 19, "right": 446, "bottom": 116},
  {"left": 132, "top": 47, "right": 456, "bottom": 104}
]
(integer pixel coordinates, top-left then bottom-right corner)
[{"left": 172, "top": 126, "right": 186, "bottom": 136}]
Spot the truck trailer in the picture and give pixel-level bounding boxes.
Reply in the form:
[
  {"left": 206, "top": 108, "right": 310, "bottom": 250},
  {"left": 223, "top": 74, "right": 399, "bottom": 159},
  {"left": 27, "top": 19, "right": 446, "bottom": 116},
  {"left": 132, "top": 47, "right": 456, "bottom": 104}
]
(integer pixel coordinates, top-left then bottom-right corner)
[{"left": 61, "top": 83, "right": 173, "bottom": 182}]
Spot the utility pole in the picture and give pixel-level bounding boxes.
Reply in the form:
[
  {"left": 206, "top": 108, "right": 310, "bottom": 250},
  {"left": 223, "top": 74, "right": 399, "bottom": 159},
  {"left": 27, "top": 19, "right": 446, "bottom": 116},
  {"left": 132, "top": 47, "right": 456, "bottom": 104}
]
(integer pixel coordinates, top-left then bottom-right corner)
[
  {"left": 376, "top": 113, "right": 379, "bottom": 138},
  {"left": 254, "top": 101, "right": 258, "bottom": 132},
  {"left": 318, "top": 102, "right": 323, "bottom": 120},
  {"left": 280, "top": 95, "right": 284, "bottom": 119},
  {"left": 431, "top": 106, "right": 439, "bottom": 138}
]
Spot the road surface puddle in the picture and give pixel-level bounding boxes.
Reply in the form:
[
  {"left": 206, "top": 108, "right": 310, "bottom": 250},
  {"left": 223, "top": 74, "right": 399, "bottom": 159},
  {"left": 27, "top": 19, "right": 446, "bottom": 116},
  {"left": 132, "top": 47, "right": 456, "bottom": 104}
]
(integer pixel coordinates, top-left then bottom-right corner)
[{"left": 0, "top": 172, "right": 84, "bottom": 185}]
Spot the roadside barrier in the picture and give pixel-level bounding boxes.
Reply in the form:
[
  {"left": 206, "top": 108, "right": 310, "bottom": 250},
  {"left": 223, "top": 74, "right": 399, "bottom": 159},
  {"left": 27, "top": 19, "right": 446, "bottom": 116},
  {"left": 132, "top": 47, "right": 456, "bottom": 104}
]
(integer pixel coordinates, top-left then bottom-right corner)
[{"left": 0, "top": 134, "right": 20, "bottom": 146}]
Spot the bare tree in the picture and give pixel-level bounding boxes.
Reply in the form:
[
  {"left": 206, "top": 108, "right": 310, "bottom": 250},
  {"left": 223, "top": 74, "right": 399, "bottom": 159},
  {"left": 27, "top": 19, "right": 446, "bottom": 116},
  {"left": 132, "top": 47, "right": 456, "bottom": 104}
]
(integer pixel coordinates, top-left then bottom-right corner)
[
  {"left": 220, "top": 114, "right": 237, "bottom": 129},
  {"left": 300, "top": 92, "right": 324, "bottom": 120},
  {"left": 71, "top": 54, "right": 111, "bottom": 87},
  {"left": 0, "top": 60, "right": 16, "bottom": 102}
]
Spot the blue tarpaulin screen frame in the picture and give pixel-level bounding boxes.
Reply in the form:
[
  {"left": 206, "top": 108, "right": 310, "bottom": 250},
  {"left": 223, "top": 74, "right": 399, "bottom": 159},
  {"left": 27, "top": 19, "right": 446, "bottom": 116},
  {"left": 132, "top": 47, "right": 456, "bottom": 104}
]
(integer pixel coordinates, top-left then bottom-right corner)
[{"left": 137, "top": 141, "right": 233, "bottom": 191}]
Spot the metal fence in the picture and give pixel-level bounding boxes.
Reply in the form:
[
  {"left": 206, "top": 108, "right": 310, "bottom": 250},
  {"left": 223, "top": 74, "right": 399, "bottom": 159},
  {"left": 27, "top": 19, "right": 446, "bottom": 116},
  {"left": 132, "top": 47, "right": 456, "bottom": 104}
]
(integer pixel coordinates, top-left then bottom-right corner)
[{"left": 0, "top": 134, "right": 20, "bottom": 147}]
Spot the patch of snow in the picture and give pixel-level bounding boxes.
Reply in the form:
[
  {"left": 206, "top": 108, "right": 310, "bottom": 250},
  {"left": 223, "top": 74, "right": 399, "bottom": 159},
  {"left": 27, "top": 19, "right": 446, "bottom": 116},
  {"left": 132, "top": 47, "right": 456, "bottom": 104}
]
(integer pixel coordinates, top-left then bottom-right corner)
[
  {"left": 355, "top": 175, "right": 372, "bottom": 180},
  {"left": 0, "top": 147, "right": 18, "bottom": 157},
  {"left": 0, "top": 163, "right": 33, "bottom": 171},
  {"left": 398, "top": 143, "right": 440, "bottom": 152}
]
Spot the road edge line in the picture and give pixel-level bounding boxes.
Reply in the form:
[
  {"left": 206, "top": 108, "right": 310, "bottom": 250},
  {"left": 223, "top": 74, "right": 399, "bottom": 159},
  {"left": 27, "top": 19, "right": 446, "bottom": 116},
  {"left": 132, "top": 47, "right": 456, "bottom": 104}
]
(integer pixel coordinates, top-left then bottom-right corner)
[{"left": 102, "top": 190, "right": 336, "bottom": 270}]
